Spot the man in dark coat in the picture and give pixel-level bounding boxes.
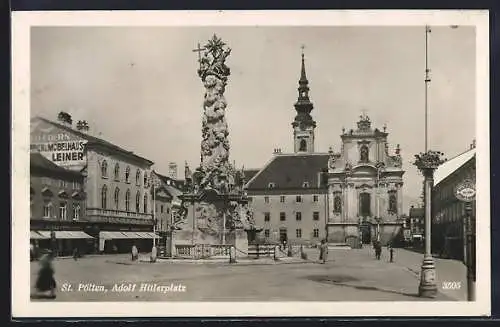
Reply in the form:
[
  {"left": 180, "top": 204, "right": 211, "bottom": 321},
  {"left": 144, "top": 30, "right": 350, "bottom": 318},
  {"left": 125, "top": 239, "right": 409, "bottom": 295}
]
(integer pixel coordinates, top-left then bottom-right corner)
[{"left": 35, "top": 251, "right": 56, "bottom": 298}]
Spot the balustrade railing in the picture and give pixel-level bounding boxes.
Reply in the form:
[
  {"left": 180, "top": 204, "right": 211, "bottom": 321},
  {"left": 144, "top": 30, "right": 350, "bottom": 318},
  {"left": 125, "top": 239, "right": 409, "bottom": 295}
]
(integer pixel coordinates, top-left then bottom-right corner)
[{"left": 174, "top": 244, "right": 232, "bottom": 259}]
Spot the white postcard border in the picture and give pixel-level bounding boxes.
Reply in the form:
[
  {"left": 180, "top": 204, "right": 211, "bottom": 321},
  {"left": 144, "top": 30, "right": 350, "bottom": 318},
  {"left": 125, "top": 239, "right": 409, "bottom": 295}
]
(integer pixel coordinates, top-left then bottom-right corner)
[{"left": 11, "top": 10, "right": 490, "bottom": 317}]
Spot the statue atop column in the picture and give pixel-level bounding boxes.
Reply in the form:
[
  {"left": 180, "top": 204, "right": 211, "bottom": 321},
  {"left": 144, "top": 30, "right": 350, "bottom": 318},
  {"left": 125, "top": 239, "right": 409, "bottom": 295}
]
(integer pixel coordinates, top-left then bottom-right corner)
[{"left": 195, "top": 34, "right": 234, "bottom": 193}]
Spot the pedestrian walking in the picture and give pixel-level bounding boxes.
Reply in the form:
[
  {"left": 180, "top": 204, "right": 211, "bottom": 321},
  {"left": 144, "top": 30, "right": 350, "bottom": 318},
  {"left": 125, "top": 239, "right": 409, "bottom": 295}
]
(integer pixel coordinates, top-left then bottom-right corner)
[
  {"left": 30, "top": 243, "right": 35, "bottom": 262},
  {"left": 374, "top": 241, "right": 382, "bottom": 260},
  {"left": 150, "top": 245, "right": 157, "bottom": 263},
  {"left": 72, "top": 247, "right": 79, "bottom": 261},
  {"left": 319, "top": 239, "right": 328, "bottom": 264},
  {"left": 131, "top": 244, "right": 138, "bottom": 261},
  {"left": 389, "top": 245, "right": 394, "bottom": 263},
  {"left": 35, "top": 251, "right": 56, "bottom": 298}
]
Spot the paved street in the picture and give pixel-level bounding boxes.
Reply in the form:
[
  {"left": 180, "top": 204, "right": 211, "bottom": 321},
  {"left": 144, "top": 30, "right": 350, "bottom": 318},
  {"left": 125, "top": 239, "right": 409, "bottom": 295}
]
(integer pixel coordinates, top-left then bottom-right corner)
[{"left": 30, "top": 247, "right": 466, "bottom": 302}]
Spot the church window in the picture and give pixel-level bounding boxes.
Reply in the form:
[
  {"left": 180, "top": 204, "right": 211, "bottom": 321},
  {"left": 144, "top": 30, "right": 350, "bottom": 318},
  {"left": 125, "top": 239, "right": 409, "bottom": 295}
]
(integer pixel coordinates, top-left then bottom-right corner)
[
  {"left": 101, "top": 160, "right": 108, "bottom": 178},
  {"left": 101, "top": 185, "right": 108, "bottom": 209},
  {"left": 299, "top": 139, "right": 307, "bottom": 152},
  {"left": 333, "top": 195, "right": 342, "bottom": 213},
  {"left": 359, "top": 193, "right": 371, "bottom": 217},
  {"left": 360, "top": 145, "right": 369, "bottom": 163},
  {"left": 388, "top": 191, "right": 397, "bottom": 214}
]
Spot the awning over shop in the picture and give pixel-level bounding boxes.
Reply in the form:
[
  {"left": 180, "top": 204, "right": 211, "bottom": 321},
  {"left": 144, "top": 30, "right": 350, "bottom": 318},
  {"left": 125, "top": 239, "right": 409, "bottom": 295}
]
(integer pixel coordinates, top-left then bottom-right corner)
[
  {"left": 55, "top": 231, "right": 94, "bottom": 239},
  {"left": 99, "top": 231, "right": 159, "bottom": 240},
  {"left": 30, "top": 231, "right": 49, "bottom": 239},
  {"left": 31, "top": 231, "right": 94, "bottom": 239}
]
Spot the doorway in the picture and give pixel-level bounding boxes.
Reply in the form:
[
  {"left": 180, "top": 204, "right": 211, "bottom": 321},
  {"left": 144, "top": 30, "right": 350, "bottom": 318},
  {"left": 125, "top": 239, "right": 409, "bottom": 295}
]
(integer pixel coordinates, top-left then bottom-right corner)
[
  {"left": 360, "top": 223, "right": 372, "bottom": 244},
  {"left": 279, "top": 228, "right": 287, "bottom": 244}
]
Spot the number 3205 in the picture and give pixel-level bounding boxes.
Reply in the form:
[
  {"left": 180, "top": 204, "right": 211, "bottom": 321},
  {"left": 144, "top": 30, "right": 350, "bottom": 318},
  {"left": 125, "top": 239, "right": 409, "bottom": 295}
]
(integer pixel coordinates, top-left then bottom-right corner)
[{"left": 442, "top": 281, "right": 461, "bottom": 290}]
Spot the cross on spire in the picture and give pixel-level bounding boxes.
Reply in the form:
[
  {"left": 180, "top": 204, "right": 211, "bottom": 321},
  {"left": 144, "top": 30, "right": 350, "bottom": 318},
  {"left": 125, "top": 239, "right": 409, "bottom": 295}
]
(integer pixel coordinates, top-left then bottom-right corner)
[{"left": 192, "top": 42, "right": 206, "bottom": 67}]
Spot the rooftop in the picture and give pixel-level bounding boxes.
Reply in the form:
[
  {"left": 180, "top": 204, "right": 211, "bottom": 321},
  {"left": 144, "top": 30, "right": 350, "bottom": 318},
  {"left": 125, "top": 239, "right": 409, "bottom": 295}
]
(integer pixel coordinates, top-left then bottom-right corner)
[
  {"left": 32, "top": 116, "right": 154, "bottom": 166},
  {"left": 245, "top": 153, "right": 329, "bottom": 190},
  {"left": 434, "top": 147, "right": 476, "bottom": 187}
]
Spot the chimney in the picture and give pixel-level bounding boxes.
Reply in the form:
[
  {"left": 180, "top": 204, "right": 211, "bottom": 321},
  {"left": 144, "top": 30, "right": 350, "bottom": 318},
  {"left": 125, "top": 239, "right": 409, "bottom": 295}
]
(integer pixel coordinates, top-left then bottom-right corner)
[
  {"left": 168, "top": 162, "right": 178, "bottom": 179},
  {"left": 471, "top": 139, "right": 476, "bottom": 149}
]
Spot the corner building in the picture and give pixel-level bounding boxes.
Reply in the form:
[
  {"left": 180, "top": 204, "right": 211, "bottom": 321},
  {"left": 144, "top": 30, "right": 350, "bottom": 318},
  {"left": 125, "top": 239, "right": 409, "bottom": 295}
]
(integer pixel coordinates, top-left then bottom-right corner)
[{"left": 30, "top": 116, "right": 157, "bottom": 254}]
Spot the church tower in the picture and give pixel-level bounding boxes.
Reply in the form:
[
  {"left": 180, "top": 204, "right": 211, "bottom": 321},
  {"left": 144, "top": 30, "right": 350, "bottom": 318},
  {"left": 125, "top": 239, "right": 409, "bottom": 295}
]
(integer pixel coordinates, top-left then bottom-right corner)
[{"left": 292, "top": 48, "right": 316, "bottom": 153}]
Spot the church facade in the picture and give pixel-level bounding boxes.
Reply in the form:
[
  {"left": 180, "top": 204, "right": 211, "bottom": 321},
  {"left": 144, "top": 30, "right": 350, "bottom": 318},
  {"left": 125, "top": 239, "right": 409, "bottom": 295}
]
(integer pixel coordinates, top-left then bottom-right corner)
[
  {"left": 245, "top": 50, "right": 405, "bottom": 246},
  {"left": 325, "top": 115, "right": 405, "bottom": 246}
]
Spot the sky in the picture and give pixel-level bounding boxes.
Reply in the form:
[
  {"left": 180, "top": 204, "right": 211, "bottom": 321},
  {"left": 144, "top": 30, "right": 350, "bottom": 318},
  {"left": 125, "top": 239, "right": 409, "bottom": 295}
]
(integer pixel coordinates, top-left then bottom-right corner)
[{"left": 31, "top": 26, "right": 476, "bottom": 212}]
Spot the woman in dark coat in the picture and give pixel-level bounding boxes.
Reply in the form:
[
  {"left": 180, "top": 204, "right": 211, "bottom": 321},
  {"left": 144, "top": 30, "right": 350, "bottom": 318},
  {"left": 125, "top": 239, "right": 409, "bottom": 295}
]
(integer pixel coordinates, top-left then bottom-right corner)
[{"left": 35, "top": 251, "right": 56, "bottom": 298}]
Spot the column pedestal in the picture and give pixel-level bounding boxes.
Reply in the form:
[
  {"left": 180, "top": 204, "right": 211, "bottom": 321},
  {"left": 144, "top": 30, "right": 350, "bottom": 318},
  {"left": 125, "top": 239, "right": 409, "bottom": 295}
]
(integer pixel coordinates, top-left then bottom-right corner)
[{"left": 418, "top": 255, "right": 437, "bottom": 298}]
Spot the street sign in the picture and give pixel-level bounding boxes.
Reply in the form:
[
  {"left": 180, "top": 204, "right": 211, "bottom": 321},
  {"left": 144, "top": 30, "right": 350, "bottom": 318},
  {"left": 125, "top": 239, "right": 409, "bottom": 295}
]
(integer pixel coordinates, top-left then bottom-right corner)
[{"left": 454, "top": 179, "right": 476, "bottom": 202}]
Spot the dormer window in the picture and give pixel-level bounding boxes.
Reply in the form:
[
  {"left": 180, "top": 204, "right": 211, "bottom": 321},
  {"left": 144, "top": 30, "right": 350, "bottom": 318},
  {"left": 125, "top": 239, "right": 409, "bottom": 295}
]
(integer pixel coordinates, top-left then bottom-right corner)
[
  {"left": 299, "top": 139, "right": 307, "bottom": 152},
  {"left": 268, "top": 182, "right": 276, "bottom": 189},
  {"left": 302, "top": 182, "right": 309, "bottom": 188}
]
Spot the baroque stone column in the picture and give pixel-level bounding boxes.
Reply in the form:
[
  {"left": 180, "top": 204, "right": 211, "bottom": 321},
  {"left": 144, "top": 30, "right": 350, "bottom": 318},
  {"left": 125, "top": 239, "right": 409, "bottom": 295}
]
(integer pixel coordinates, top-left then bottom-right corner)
[{"left": 414, "top": 150, "right": 446, "bottom": 298}]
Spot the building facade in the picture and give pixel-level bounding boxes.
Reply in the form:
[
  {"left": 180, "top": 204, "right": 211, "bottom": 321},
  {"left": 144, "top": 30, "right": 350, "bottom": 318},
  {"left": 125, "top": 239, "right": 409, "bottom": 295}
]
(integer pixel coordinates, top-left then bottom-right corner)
[
  {"left": 30, "top": 152, "right": 91, "bottom": 256},
  {"left": 30, "top": 116, "right": 157, "bottom": 254},
  {"left": 325, "top": 114, "right": 405, "bottom": 247},
  {"left": 408, "top": 206, "right": 424, "bottom": 243},
  {"left": 431, "top": 145, "right": 476, "bottom": 261},
  {"left": 245, "top": 51, "right": 329, "bottom": 245}
]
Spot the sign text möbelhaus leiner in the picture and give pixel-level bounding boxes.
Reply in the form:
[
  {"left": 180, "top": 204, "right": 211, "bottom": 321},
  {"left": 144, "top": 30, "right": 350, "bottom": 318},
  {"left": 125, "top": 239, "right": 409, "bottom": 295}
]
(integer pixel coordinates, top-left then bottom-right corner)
[{"left": 30, "top": 140, "right": 86, "bottom": 162}]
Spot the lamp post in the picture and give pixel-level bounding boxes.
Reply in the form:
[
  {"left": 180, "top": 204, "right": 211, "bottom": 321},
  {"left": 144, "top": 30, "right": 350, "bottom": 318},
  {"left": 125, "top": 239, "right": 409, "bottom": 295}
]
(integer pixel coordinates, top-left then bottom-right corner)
[{"left": 414, "top": 150, "right": 446, "bottom": 298}]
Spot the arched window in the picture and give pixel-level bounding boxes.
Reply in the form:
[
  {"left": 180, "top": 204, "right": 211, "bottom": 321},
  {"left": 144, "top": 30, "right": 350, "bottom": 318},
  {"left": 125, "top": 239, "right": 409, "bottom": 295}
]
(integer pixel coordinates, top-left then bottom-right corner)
[
  {"left": 143, "top": 194, "right": 148, "bottom": 214},
  {"left": 135, "top": 191, "right": 141, "bottom": 212},
  {"left": 101, "top": 160, "right": 108, "bottom": 178},
  {"left": 333, "top": 195, "right": 342, "bottom": 213},
  {"left": 114, "top": 187, "right": 120, "bottom": 210},
  {"left": 43, "top": 201, "right": 53, "bottom": 218},
  {"left": 59, "top": 202, "right": 67, "bottom": 220},
  {"left": 388, "top": 191, "right": 398, "bottom": 214},
  {"left": 136, "top": 170, "right": 141, "bottom": 186},
  {"left": 299, "top": 139, "right": 307, "bottom": 152},
  {"left": 360, "top": 145, "right": 369, "bottom": 163},
  {"left": 114, "top": 163, "right": 120, "bottom": 181},
  {"left": 144, "top": 172, "right": 148, "bottom": 187},
  {"left": 73, "top": 204, "right": 80, "bottom": 220},
  {"left": 125, "top": 166, "right": 130, "bottom": 183},
  {"left": 125, "top": 189, "right": 131, "bottom": 211},
  {"left": 101, "top": 185, "right": 108, "bottom": 209}
]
